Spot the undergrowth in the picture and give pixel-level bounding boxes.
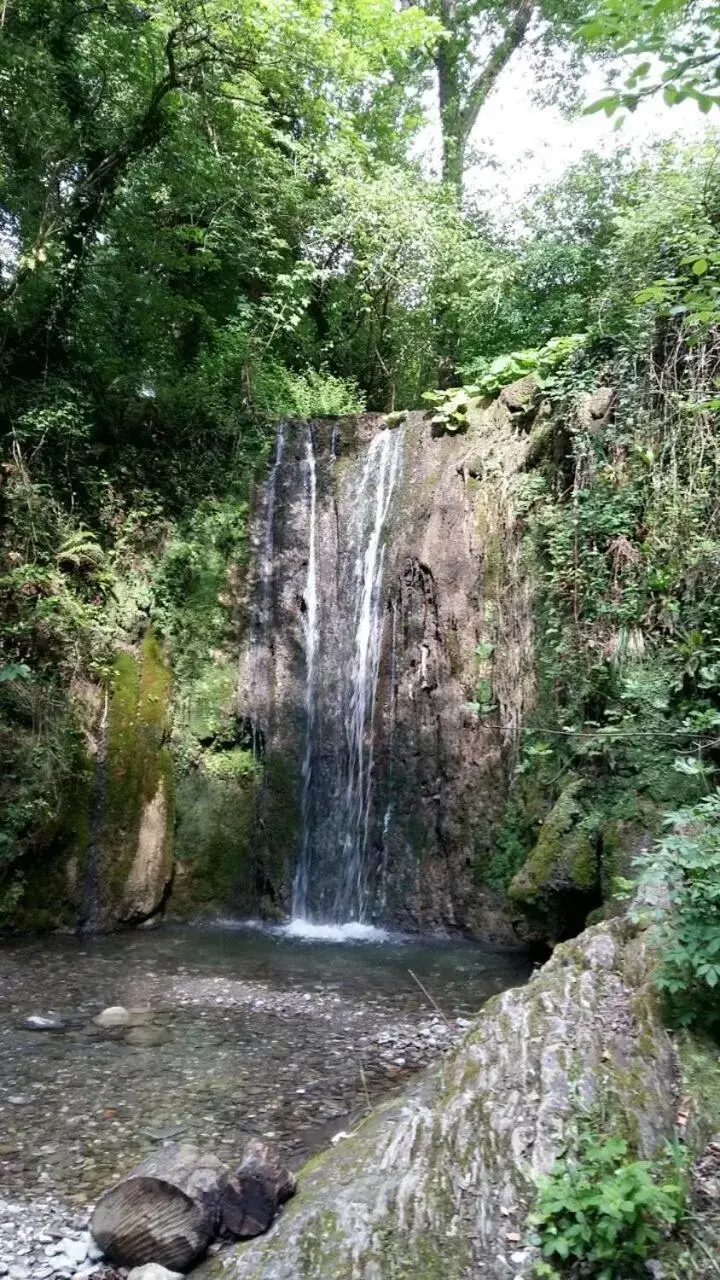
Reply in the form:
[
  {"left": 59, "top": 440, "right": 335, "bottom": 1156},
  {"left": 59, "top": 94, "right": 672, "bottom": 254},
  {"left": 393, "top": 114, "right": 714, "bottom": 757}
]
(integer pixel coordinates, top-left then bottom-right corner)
[{"left": 529, "top": 1134, "right": 687, "bottom": 1279}]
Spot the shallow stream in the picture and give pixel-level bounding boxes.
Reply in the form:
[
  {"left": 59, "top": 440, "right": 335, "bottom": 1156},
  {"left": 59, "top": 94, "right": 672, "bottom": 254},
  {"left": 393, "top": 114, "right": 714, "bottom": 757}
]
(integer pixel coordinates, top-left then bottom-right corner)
[{"left": 0, "top": 922, "right": 530, "bottom": 1260}]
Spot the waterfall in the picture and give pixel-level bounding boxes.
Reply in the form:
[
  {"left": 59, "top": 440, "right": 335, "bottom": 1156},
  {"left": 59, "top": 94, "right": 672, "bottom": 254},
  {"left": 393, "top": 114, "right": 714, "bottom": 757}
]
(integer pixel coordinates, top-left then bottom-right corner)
[
  {"left": 334, "top": 428, "right": 403, "bottom": 921},
  {"left": 293, "top": 428, "right": 319, "bottom": 918},
  {"left": 291, "top": 426, "right": 403, "bottom": 924}
]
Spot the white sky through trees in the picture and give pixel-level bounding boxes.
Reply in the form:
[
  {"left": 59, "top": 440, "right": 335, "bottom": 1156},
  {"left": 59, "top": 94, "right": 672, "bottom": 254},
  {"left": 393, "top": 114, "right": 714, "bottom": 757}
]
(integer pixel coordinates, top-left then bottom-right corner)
[{"left": 416, "top": 49, "right": 711, "bottom": 220}]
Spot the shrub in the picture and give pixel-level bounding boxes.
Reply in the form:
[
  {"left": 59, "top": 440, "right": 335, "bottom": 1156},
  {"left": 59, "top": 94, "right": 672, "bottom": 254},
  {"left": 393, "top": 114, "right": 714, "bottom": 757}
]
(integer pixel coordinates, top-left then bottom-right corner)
[
  {"left": 633, "top": 791, "right": 720, "bottom": 1029},
  {"left": 529, "top": 1135, "right": 686, "bottom": 1279}
]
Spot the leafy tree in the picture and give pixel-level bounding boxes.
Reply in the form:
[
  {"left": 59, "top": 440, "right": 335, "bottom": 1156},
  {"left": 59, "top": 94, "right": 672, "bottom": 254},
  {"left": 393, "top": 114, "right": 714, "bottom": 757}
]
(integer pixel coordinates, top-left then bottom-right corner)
[
  {"left": 0, "top": 0, "right": 436, "bottom": 404},
  {"left": 583, "top": 0, "right": 720, "bottom": 117},
  {"left": 417, "top": 0, "right": 594, "bottom": 195}
]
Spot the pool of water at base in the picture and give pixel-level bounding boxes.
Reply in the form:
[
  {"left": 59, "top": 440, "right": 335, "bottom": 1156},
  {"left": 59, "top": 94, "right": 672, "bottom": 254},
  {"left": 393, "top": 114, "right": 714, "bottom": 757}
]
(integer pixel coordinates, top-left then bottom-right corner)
[{"left": 0, "top": 921, "right": 532, "bottom": 1208}]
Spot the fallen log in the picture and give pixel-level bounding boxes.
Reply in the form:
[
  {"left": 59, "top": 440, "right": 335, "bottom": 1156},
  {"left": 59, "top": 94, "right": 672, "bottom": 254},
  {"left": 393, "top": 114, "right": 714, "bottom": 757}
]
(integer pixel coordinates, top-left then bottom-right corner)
[
  {"left": 221, "top": 1140, "right": 297, "bottom": 1240},
  {"left": 91, "top": 1143, "right": 241, "bottom": 1270}
]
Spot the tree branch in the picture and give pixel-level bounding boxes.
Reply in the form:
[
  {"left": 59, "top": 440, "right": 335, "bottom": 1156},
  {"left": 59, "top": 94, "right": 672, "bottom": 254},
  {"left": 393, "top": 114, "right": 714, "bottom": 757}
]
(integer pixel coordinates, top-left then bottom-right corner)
[{"left": 459, "top": 0, "right": 535, "bottom": 141}]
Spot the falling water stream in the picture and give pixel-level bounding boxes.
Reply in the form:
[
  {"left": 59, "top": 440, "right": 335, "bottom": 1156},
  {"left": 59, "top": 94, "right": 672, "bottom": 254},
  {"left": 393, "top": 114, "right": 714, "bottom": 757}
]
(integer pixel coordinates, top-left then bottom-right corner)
[
  {"left": 293, "top": 428, "right": 319, "bottom": 918},
  {"left": 335, "top": 428, "right": 403, "bottom": 921},
  {"left": 292, "top": 426, "right": 403, "bottom": 927}
]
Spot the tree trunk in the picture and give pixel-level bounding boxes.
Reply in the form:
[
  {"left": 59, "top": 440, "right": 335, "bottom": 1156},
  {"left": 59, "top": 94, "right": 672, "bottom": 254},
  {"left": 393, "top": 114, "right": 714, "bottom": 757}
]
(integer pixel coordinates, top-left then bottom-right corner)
[
  {"left": 91, "top": 1144, "right": 239, "bottom": 1271},
  {"left": 436, "top": 0, "right": 536, "bottom": 198},
  {"left": 435, "top": 29, "right": 466, "bottom": 200}
]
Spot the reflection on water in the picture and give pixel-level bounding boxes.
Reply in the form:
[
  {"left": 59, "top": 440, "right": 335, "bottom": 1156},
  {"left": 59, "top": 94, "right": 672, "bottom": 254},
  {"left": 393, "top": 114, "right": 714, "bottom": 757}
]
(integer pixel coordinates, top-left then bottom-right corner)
[{"left": 0, "top": 923, "right": 531, "bottom": 1208}]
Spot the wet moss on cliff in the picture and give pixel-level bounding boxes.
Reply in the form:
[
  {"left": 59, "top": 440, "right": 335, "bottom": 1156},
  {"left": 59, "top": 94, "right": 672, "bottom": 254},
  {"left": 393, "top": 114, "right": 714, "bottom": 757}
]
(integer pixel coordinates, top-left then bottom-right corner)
[
  {"left": 173, "top": 746, "right": 260, "bottom": 914},
  {"left": 81, "top": 631, "right": 173, "bottom": 926},
  {"left": 507, "top": 779, "right": 607, "bottom": 943},
  {"left": 255, "top": 750, "right": 301, "bottom": 915},
  {"left": 106, "top": 633, "right": 173, "bottom": 889}
]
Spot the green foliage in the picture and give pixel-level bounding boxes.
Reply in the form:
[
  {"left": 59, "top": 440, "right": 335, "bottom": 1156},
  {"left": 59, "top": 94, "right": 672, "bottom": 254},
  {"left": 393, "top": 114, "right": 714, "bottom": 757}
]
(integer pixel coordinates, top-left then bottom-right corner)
[
  {"left": 529, "top": 1135, "right": 687, "bottom": 1278},
  {"left": 421, "top": 334, "right": 586, "bottom": 432},
  {"left": 632, "top": 792, "right": 720, "bottom": 1028},
  {"left": 0, "top": 673, "right": 83, "bottom": 902},
  {"left": 489, "top": 137, "right": 720, "bottom": 949},
  {"left": 583, "top": 0, "right": 720, "bottom": 118},
  {"left": 461, "top": 334, "right": 587, "bottom": 395},
  {"left": 153, "top": 497, "right": 249, "bottom": 684}
]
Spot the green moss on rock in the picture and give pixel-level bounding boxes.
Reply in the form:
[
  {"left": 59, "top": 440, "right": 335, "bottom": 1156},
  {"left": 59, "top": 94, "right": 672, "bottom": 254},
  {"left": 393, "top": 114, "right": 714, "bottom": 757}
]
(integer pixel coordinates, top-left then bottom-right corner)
[
  {"left": 172, "top": 751, "right": 259, "bottom": 913},
  {"left": 87, "top": 630, "right": 174, "bottom": 927},
  {"left": 509, "top": 778, "right": 601, "bottom": 941}
]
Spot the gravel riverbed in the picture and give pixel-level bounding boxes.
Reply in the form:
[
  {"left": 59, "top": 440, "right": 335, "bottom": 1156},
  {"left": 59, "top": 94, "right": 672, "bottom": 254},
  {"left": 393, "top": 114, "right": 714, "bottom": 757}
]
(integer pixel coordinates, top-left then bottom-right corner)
[{"left": 0, "top": 924, "right": 531, "bottom": 1274}]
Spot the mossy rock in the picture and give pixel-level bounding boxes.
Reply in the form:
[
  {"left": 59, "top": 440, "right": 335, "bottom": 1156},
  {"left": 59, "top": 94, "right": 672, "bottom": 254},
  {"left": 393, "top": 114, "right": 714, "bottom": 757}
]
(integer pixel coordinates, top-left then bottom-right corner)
[
  {"left": 80, "top": 630, "right": 174, "bottom": 929},
  {"left": 194, "top": 920, "right": 678, "bottom": 1280},
  {"left": 171, "top": 750, "right": 260, "bottom": 914},
  {"left": 509, "top": 778, "right": 601, "bottom": 943}
]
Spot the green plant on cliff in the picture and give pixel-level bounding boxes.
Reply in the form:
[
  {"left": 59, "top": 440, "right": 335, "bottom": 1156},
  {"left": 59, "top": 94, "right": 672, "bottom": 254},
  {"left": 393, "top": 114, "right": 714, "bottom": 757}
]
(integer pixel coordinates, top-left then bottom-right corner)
[
  {"left": 485, "top": 134, "right": 720, "bottom": 946},
  {"left": 529, "top": 1135, "right": 687, "bottom": 1278},
  {"left": 633, "top": 791, "right": 720, "bottom": 1029}
]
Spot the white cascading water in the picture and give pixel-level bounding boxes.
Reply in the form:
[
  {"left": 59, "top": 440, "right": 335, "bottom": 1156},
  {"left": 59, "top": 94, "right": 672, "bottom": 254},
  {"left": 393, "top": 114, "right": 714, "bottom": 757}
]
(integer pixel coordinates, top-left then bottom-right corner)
[
  {"left": 292, "top": 428, "right": 319, "bottom": 918},
  {"left": 335, "top": 427, "right": 403, "bottom": 922},
  {"left": 291, "top": 427, "right": 403, "bottom": 931}
]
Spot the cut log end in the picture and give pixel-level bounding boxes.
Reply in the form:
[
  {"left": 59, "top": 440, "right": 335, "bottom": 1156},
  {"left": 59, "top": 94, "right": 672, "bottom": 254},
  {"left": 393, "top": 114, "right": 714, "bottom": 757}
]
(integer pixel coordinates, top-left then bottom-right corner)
[
  {"left": 92, "top": 1176, "right": 209, "bottom": 1271},
  {"left": 90, "top": 1139, "right": 297, "bottom": 1266},
  {"left": 90, "top": 1145, "right": 231, "bottom": 1270}
]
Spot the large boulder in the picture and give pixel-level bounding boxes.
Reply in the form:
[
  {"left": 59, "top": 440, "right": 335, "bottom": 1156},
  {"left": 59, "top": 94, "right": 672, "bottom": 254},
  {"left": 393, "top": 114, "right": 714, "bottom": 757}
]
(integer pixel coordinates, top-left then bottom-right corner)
[{"left": 198, "top": 920, "right": 677, "bottom": 1280}]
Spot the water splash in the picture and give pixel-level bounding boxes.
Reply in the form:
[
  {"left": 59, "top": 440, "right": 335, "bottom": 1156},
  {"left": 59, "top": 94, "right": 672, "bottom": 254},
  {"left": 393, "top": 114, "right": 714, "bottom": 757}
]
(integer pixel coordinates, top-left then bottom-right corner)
[
  {"left": 293, "top": 428, "right": 319, "bottom": 917},
  {"left": 281, "top": 919, "right": 390, "bottom": 943}
]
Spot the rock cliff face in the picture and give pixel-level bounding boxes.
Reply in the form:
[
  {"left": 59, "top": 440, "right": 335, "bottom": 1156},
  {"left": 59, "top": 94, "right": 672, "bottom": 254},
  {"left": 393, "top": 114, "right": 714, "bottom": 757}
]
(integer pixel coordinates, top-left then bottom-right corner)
[
  {"left": 13, "top": 630, "right": 176, "bottom": 933},
  {"left": 239, "top": 399, "right": 536, "bottom": 931},
  {"left": 198, "top": 919, "right": 678, "bottom": 1280}
]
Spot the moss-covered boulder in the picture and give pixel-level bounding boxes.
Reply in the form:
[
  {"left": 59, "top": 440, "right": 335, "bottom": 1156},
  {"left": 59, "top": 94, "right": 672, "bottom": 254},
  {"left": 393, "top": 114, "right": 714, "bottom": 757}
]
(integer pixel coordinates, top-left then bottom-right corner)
[
  {"left": 508, "top": 778, "right": 602, "bottom": 943},
  {"left": 80, "top": 630, "right": 174, "bottom": 929},
  {"left": 196, "top": 919, "right": 677, "bottom": 1280}
]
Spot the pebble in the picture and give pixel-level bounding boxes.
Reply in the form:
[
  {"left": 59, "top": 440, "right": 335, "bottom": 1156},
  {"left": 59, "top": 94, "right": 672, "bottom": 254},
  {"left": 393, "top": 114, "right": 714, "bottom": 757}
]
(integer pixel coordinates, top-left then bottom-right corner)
[
  {"left": 57, "top": 1240, "right": 89, "bottom": 1268},
  {"left": 0, "top": 1200, "right": 99, "bottom": 1280},
  {"left": 126, "top": 1266, "right": 184, "bottom": 1280},
  {"left": 23, "top": 1018, "right": 65, "bottom": 1033},
  {"left": 93, "top": 1008, "right": 130, "bottom": 1029}
]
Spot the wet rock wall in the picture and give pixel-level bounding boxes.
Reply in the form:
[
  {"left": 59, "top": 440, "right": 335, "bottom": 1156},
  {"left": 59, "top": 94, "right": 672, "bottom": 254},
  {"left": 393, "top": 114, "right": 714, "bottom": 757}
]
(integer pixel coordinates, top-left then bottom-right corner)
[{"left": 239, "top": 399, "right": 537, "bottom": 933}]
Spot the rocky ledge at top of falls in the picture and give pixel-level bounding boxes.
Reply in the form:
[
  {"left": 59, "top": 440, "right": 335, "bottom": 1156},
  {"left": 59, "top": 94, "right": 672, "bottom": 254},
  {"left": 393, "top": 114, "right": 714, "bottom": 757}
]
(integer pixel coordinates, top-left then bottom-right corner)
[{"left": 195, "top": 919, "right": 678, "bottom": 1280}]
